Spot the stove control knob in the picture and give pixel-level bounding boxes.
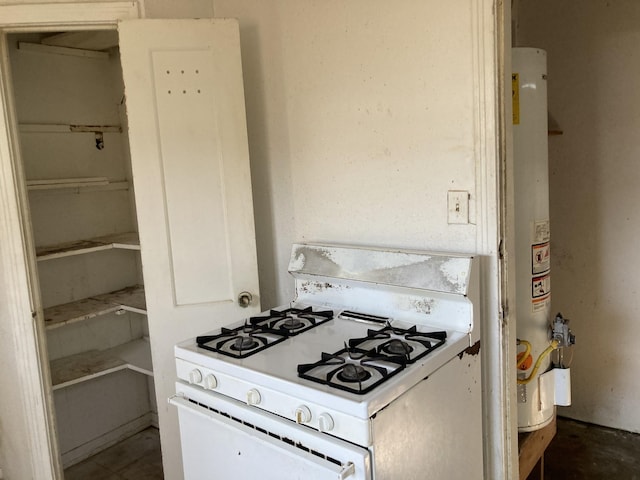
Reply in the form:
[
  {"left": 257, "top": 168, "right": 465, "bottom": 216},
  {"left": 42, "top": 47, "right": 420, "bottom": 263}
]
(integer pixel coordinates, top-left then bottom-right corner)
[
  {"left": 246, "top": 389, "right": 261, "bottom": 406},
  {"left": 318, "top": 413, "right": 335, "bottom": 432},
  {"left": 203, "top": 374, "right": 218, "bottom": 390},
  {"left": 295, "top": 405, "right": 312, "bottom": 424},
  {"left": 188, "top": 369, "right": 203, "bottom": 384}
]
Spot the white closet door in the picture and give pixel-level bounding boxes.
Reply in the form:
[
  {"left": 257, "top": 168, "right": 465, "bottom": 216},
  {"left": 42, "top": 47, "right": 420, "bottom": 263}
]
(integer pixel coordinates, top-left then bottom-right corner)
[{"left": 118, "top": 19, "right": 260, "bottom": 479}]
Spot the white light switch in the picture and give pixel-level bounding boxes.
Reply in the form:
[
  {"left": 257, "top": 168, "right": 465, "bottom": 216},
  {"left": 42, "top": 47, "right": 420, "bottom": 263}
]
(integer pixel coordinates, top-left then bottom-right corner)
[{"left": 447, "top": 191, "right": 469, "bottom": 224}]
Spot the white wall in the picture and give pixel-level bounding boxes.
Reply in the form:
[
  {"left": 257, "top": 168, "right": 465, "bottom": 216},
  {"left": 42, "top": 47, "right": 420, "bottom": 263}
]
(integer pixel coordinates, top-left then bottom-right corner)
[
  {"left": 214, "top": 0, "right": 490, "bottom": 306},
  {"left": 143, "top": 0, "right": 212, "bottom": 18},
  {"left": 516, "top": 1, "right": 640, "bottom": 433}
]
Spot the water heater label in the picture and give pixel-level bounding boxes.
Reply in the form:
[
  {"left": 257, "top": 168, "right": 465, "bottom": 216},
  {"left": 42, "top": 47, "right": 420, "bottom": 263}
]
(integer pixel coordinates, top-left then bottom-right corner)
[
  {"left": 534, "top": 220, "right": 550, "bottom": 243},
  {"left": 532, "top": 242, "right": 551, "bottom": 274},
  {"left": 532, "top": 273, "right": 551, "bottom": 298},
  {"left": 532, "top": 294, "right": 550, "bottom": 313},
  {"left": 512, "top": 73, "right": 520, "bottom": 125}
]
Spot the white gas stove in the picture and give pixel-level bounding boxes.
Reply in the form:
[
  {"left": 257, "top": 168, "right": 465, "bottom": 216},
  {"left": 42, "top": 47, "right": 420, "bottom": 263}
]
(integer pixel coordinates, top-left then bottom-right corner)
[{"left": 171, "top": 244, "right": 484, "bottom": 480}]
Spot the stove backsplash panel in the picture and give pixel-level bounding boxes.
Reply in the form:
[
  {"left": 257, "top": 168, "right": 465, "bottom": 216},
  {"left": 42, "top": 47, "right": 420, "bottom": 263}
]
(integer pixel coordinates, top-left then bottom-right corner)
[{"left": 289, "top": 244, "right": 478, "bottom": 334}]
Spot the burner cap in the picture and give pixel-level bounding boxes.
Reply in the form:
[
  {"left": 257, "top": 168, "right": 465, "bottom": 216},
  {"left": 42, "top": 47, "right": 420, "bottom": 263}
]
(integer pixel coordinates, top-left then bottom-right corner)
[
  {"left": 281, "top": 317, "right": 305, "bottom": 330},
  {"left": 382, "top": 339, "right": 413, "bottom": 357},
  {"left": 337, "top": 363, "right": 371, "bottom": 383},
  {"left": 231, "top": 336, "right": 259, "bottom": 351}
]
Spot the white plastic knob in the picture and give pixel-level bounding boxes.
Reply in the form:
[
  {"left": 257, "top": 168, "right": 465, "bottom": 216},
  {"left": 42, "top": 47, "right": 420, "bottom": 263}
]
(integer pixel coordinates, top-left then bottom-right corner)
[
  {"left": 188, "top": 369, "right": 203, "bottom": 384},
  {"left": 295, "top": 405, "right": 312, "bottom": 424},
  {"left": 203, "top": 374, "right": 218, "bottom": 390},
  {"left": 318, "top": 413, "right": 335, "bottom": 432},
  {"left": 246, "top": 389, "right": 261, "bottom": 406}
]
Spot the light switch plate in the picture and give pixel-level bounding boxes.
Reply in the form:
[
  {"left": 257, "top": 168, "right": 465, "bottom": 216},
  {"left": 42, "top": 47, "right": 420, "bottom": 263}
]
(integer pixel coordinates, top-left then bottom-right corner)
[{"left": 447, "top": 190, "right": 469, "bottom": 224}]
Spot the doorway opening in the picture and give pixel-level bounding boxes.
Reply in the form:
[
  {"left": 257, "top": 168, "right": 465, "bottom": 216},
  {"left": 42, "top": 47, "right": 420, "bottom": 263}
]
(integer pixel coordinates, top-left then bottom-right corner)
[{"left": 5, "top": 29, "right": 161, "bottom": 477}]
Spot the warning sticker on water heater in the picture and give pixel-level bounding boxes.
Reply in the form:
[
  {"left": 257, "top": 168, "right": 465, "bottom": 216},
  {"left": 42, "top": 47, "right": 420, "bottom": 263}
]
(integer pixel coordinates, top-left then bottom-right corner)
[
  {"left": 532, "top": 274, "right": 550, "bottom": 313},
  {"left": 532, "top": 294, "right": 550, "bottom": 313},
  {"left": 532, "top": 242, "right": 551, "bottom": 274},
  {"left": 532, "top": 273, "right": 551, "bottom": 298}
]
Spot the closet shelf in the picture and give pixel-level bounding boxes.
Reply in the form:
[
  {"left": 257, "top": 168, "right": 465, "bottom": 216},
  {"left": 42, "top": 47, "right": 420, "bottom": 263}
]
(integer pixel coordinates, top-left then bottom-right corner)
[
  {"left": 50, "top": 337, "right": 153, "bottom": 391},
  {"left": 43, "top": 285, "right": 146, "bottom": 330},
  {"left": 37, "top": 232, "right": 140, "bottom": 261},
  {"left": 28, "top": 177, "right": 106, "bottom": 190},
  {"left": 27, "top": 178, "right": 129, "bottom": 192},
  {"left": 19, "top": 123, "right": 122, "bottom": 133},
  {"left": 42, "top": 30, "right": 119, "bottom": 52},
  {"left": 18, "top": 41, "right": 110, "bottom": 60}
]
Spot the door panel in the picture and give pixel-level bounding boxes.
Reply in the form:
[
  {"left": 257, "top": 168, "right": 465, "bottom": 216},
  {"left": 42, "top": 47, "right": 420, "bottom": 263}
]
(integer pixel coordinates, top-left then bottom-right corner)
[
  {"left": 118, "top": 19, "right": 260, "bottom": 480},
  {"left": 151, "top": 49, "right": 232, "bottom": 305}
]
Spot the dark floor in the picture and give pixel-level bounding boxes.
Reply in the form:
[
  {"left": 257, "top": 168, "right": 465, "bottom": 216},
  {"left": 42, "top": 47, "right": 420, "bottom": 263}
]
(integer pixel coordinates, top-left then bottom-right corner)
[
  {"left": 545, "top": 417, "right": 640, "bottom": 479},
  {"left": 64, "top": 428, "right": 163, "bottom": 480}
]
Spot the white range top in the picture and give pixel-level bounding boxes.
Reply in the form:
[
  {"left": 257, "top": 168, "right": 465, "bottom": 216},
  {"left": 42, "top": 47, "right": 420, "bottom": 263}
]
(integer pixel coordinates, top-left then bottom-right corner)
[
  {"left": 176, "top": 303, "right": 469, "bottom": 419},
  {"left": 174, "top": 244, "right": 479, "bottom": 447}
]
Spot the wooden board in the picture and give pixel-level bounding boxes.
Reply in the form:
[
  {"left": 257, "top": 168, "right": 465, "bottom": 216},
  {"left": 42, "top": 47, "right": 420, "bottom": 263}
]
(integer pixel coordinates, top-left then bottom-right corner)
[
  {"left": 43, "top": 285, "right": 146, "bottom": 329},
  {"left": 50, "top": 349, "right": 125, "bottom": 389},
  {"left": 50, "top": 338, "right": 153, "bottom": 390},
  {"left": 43, "top": 297, "right": 120, "bottom": 328},
  {"left": 519, "top": 416, "right": 557, "bottom": 480},
  {"left": 95, "top": 285, "right": 147, "bottom": 313},
  {"left": 42, "top": 30, "right": 119, "bottom": 51},
  {"left": 27, "top": 177, "right": 108, "bottom": 190},
  {"left": 28, "top": 180, "right": 130, "bottom": 196},
  {"left": 18, "top": 41, "right": 110, "bottom": 59},
  {"left": 36, "top": 232, "right": 139, "bottom": 261},
  {"left": 19, "top": 123, "right": 121, "bottom": 133}
]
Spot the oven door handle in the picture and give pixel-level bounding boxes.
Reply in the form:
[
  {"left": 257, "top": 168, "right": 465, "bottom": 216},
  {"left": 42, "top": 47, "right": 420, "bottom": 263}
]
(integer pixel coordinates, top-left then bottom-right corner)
[{"left": 170, "top": 395, "right": 358, "bottom": 480}]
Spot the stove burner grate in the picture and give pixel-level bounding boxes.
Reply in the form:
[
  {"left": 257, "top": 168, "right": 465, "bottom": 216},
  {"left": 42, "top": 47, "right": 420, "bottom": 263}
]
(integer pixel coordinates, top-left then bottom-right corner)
[
  {"left": 297, "top": 346, "right": 406, "bottom": 395},
  {"left": 196, "top": 322, "right": 287, "bottom": 359},
  {"left": 196, "top": 306, "right": 334, "bottom": 358},
  {"left": 250, "top": 306, "right": 334, "bottom": 336},
  {"left": 348, "top": 324, "right": 447, "bottom": 363}
]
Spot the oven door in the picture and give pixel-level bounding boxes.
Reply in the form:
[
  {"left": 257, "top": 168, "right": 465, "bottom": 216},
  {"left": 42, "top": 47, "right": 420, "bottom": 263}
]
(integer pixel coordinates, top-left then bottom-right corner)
[{"left": 171, "top": 382, "right": 371, "bottom": 480}]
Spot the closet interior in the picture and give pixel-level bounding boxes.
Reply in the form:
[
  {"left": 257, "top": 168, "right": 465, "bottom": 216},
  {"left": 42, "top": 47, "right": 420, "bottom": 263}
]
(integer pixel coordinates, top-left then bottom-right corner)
[{"left": 7, "top": 30, "right": 158, "bottom": 470}]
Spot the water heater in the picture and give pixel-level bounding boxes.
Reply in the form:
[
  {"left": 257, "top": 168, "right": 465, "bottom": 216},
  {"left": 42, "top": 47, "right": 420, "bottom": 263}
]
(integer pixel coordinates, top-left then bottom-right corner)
[{"left": 512, "top": 48, "right": 574, "bottom": 432}]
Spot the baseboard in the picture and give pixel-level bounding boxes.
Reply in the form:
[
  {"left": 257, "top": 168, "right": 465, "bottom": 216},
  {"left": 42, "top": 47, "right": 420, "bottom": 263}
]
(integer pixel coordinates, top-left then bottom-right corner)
[{"left": 61, "top": 412, "right": 154, "bottom": 468}]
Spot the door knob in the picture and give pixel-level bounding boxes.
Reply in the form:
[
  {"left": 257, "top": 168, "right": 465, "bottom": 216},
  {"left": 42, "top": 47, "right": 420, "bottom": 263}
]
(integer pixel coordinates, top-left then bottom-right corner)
[{"left": 237, "top": 291, "right": 253, "bottom": 308}]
